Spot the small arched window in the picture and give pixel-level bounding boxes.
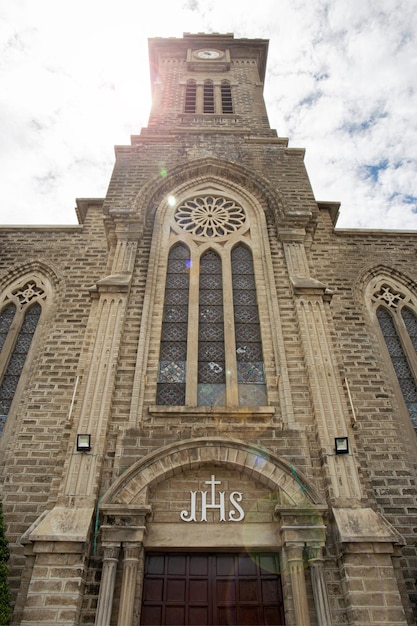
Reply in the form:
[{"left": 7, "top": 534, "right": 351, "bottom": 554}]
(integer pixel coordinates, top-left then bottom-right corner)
[
  {"left": 221, "top": 81, "right": 233, "bottom": 114},
  {"left": 203, "top": 81, "right": 215, "bottom": 113},
  {"left": 184, "top": 81, "right": 233, "bottom": 116},
  {"left": 184, "top": 80, "right": 197, "bottom": 113},
  {"left": 0, "top": 279, "right": 46, "bottom": 435}
]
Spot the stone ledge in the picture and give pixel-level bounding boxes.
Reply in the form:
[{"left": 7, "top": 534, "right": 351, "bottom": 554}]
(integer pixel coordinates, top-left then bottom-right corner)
[
  {"left": 333, "top": 507, "right": 405, "bottom": 546},
  {"left": 28, "top": 506, "right": 95, "bottom": 543},
  {"left": 147, "top": 405, "right": 276, "bottom": 418}
]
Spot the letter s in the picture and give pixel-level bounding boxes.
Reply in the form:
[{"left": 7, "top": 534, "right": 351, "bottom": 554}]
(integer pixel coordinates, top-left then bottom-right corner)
[{"left": 228, "top": 491, "right": 244, "bottom": 521}]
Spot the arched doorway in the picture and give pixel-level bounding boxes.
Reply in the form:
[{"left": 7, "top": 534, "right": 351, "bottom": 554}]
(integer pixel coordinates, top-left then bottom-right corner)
[{"left": 95, "top": 438, "right": 329, "bottom": 626}]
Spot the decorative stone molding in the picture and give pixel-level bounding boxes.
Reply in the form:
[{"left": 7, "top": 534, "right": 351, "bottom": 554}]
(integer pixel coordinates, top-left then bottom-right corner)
[
  {"left": 100, "top": 505, "right": 151, "bottom": 544},
  {"left": 128, "top": 157, "right": 285, "bottom": 226},
  {"left": 100, "top": 438, "right": 324, "bottom": 509}
]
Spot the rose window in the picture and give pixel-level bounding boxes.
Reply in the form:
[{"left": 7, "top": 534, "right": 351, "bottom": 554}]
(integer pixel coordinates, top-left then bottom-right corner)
[{"left": 174, "top": 196, "right": 246, "bottom": 237}]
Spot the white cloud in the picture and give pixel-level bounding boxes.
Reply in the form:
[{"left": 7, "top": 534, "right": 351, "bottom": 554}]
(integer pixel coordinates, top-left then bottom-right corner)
[{"left": 0, "top": 0, "right": 416, "bottom": 229}]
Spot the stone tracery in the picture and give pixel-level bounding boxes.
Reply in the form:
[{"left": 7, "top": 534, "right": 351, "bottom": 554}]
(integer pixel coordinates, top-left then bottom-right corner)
[{"left": 174, "top": 195, "right": 246, "bottom": 237}]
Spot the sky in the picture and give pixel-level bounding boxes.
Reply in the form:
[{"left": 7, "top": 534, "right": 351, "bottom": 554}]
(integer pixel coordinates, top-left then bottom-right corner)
[{"left": 1, "top": 0, "right": 416, "bottom": 229}]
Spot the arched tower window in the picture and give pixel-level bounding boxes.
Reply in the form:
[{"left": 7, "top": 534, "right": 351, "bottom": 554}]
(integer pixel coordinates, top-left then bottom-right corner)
[
  {"left": 371, "top": 281, "right": 417, "bottom": 432},
  {"left": 156, "top": 194, "right": 266, "bottom": 407},
  {"left": 221, "top": 81, "right": 233, "bottom": 113},
  {"left": 184, "top": 80, "right": 196, "bottom": 113},
  {"left": 0, "top": 279, "right": 46, "bottom": 435},
  {"left": 203, "top": 81, "right": 215, "bottom": 113},
  {"left": 184, "top": 81, "right": 233, "bottom": 115}
]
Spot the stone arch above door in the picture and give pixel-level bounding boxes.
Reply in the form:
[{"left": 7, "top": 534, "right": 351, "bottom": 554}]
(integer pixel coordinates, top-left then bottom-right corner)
[
  {"left": 100, "top": 437, "right": 324, "bottom": 509},
  {"left": 97, "top": 438, "right": 329, "bottom": 626}
]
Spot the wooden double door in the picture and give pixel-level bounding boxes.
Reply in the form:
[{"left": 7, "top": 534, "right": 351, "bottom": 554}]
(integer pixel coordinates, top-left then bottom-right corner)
[{"left": 140, "top": 552, "right": 285, "bottom": 626}]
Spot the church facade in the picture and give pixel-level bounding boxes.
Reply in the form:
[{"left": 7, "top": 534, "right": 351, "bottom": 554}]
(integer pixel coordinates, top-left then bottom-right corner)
[{"left": 1, "top": 32, "right": 417, "bottom": 625}]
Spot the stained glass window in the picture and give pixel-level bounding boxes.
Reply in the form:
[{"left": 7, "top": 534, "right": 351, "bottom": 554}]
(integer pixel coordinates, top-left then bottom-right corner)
[
  {"left": 157, "top": 244, "right": 190, "bottom": 405},
  {"left": 377, "top": 306, "right": 417, "bottom": 430},
  {"left": 198, "top": 250, "right": 225, "bottom": 405},
  {"left": 0, "top": 302, "right": 41, "bottom": 434},
  {"left": 174, "top": 196, "right": 246, "bottom": 238},
  {"left": 232, "top": 245, "right": 266, "bottom": 405},
  {"left": 156, "top": 196, "right": 268, "bottom": 408}
]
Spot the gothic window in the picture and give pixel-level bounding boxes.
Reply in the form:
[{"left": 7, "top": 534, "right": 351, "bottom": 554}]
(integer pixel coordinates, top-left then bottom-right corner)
[
  {"left": 372, "top": 282, "right": 417, "bottom": 432},
  {"left": 221, "top": 81, "right": 233, "bottom": 113},
  {"left": 198, "top": 250, "right": 225, "bottom": 405},
  {"left": 156, "top": 245, "right": 190, "bottom": 406},
  {"left": 232, "top": 245, "right": 266, "bottom": 405},
  {"left": 0, "top": 279, "right": 46, "bottom": 435},
  {"left": 156, "top": 195, "right": 266, "bottom": 407},
  {"left": 184, "top": 80, "right": 196, "bottom": 113}
]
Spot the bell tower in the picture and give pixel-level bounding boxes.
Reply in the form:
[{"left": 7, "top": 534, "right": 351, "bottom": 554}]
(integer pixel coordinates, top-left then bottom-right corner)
[{"left": 146, "top": 33, "right": 275, "bottom": 136}]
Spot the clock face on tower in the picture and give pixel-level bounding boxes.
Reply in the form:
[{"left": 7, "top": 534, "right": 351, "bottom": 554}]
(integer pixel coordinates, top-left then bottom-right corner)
[{"left": 196, "top": 49, "right": 221, "bottom": 59}]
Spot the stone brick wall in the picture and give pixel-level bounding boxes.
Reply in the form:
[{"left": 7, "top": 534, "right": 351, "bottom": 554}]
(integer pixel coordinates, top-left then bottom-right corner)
[{"left": 0, "top": 203, "right": 108, "bottom": 607}]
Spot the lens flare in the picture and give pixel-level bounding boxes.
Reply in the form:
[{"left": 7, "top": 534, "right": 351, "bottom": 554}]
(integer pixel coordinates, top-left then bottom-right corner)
[{"left": 167, "top": 195, "right": 176, "bottom": 206}]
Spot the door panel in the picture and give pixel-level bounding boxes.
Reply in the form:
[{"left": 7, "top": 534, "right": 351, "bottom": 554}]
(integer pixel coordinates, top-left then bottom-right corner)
[{"left": 141, "top": 552, "right": 285, "bottom": 626}]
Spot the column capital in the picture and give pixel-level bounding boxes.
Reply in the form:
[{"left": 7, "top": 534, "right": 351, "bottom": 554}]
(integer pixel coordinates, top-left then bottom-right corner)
[
  {"left": 284, "top": 542, "right": 306, "bottom": 568},
  {"left": 275, "top": 504, "right": 327, "bottom": 546},
  {"left": 306, "top": 544, "right": 324, "bottom": 564},
  {"left": 102, "top": 543, "right": 121, "bottom": 561},
  {"left": 122, "top": 542, "right": 143, "bottom": 559}
]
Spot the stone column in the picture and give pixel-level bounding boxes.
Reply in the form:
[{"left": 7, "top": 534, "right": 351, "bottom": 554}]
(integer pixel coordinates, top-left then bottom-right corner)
[
  {"left": 307, "top": 545, "right": 332, "bottom": 626},
  {"left": 117, "top": 542, "right": 143, "bottom": 626},
  {"left": 95, "top": 543, "right": 120, "bottom": 626},
  {"left": 276, "top": 505, "right": 327, "bottom": 626},
  {"left": 285, "top": 543, "right": 311, "bottom": 626}
]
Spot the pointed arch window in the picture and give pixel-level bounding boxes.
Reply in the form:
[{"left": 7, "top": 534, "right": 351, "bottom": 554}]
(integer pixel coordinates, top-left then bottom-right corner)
[
  {"left": 157, "top": 244, "right": 190, "bottom": 406},
  {"left": 156, "top": 195, "right": 266, "bottom": 407},
  {"left": 198, "top": 250, "right": 225, "bottom": 405},
  {"left": 0, "top": 280, "right": 46, "bottom": 435},
  {"left": 232, "top": 245, "right": 265, "bottom": 405},
  {"left": 372, "top": 282, "right": 417, "bottom": 432}
]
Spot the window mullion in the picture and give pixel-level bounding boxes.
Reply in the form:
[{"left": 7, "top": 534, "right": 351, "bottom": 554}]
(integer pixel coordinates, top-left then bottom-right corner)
[
  {"left": 0, "top": 307, "right": 23, "bottom": 385},
  {"left": 214, "top": 84, "right": 222, "bottom": 114},
  {"left": 196, "top": 84, "right": 204, "bottom": 114},
  {"left": 185, "top": 249, "right": 200, "bottom": 406},
  {"left": 222, "top": 252, "right": 238, "bottom": 405}
]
